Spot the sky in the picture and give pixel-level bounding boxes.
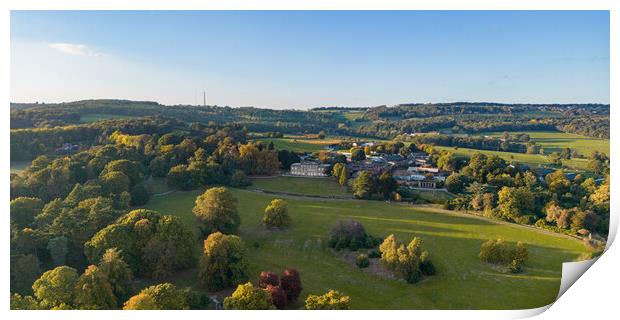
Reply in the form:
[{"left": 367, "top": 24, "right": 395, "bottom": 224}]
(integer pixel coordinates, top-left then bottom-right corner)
[{"left": 10, "top": 11, "right": 610, "bottom": 109}]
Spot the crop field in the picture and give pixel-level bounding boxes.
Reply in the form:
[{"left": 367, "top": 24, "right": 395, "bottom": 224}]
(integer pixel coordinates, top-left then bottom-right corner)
[
  {"left": 478, "top": 131, "right": 609, "bottom": 156},
  {"left": 143, "top": 182, "right": 589, "bottom": 309},
  {"left": 250, "top": 176, "right": 350, "bottom": 197},
  {"left": 435, "top": 146, "right": 591, "bottom": 171}
]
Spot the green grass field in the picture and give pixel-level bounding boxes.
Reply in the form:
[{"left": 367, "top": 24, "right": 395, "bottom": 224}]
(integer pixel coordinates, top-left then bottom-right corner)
[
  {"left": 142, "top": 182, "right": 589, "bottom": 309},
  {"left": 478, "top": 131, "right": 609, "bottom": 156},
  {"left": 435, "top": 146, "right": 591, "bottom": 171},
  {"left": 250, "top": 176, "right": 350, "bottom": 197},
  {"left": 79, "top": 114, "right": 139, "bottom": 123},
  {"left": 256, "top": 138, "right": 334, "bottom": 153}
]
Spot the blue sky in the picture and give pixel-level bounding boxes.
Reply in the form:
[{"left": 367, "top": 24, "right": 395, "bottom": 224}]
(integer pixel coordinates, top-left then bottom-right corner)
[{"left": 11, "top": 11, "right": 610, "bottom": 108}]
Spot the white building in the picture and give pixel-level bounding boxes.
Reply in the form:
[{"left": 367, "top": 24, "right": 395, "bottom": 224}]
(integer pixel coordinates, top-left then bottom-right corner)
[{"left": 290, "top": 162, "right": 331, "bottom": 177}]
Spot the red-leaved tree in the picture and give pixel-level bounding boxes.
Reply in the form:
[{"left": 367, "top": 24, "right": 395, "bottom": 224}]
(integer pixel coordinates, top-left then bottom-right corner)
[
  {"left": 280, "top": 268, "right": 302, "bottom": 302},
  {"left": 266, "top": 285, "right": 288, "bottom": 309},
  {"left": 258, "top": 271, "right": 279, "bottom": 288}
]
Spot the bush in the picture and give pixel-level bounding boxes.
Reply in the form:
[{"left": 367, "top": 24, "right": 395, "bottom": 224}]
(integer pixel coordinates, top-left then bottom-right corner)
[
  {"left": 304, "top": 290, "right": 350, "bottom": 310},
  {"left": 479, "top": 239, "right": 529, "bottom": 273},
  {"left": 258, "top": 271, "right": 279, "bottom": 288},
  {"left": 280, "top": 268, "right": 302, "bottom": 302},
  {"left": 230, "top": 170, "right": 251, "bottom": 187},
  {"left": 367, "top": 250, "right": 381, "bottom": 259},
  {"left": 356, "top": 254, "right": 370, "bottom": 268},
  {"left": 419, "top": 251, "right": 436, "bottom": 276},
  {"left": 263, "top": 199, "right": 291, "bottom": 228},
  {"left": 266, "top": 285, "right": 288, "bottom": 310},
  {"left": 327, "top": 220, "right": 376, "bottom": 251},
  {"left": 379, "top": 234, "right": 434, "bottom": 283}
]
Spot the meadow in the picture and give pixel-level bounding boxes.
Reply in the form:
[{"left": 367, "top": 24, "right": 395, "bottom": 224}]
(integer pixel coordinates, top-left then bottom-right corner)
[
  {"left": 434, "top": 146, "right": 591, "bottom": 171},
  {"left": 478, "top": 131, "right": 609, "bottom": 156},
  {"left": 142, "top": 178, "right": 589, "bottom": 309},
  {"left": 250, "top": 176, "right": 350, "bottom": 197}
]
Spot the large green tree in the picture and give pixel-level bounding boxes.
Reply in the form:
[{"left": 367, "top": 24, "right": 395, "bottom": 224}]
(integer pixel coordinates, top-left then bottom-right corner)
[
  {"left": 32, "top": 266, "right": 79, "bottom": 308},
  {"left": 263, "top": 198, "right": 291, "bottom": 228},
  {"left": 73, "top": 265, "right": 117, "bottom": 309},
  {"left": 223, "top": 282, "right": 274, "bottom": 310},
  {"left": 192, "top": 187, "right": 241, "bottom": 236},
  {"left": 198, "top": 232, "right": 248, "bottom": 291}
]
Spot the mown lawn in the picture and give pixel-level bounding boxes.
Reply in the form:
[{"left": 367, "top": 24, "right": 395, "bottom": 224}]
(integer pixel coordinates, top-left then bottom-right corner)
[
  {"left": 435, "top": 146, "right": 591, "bottom": 171},
  {"left": 250, "top": 176, "right": 350, "bottom": 197},
  {"left": 478, "top": 131, "right": 609, "bottom": 156},
  {"left": 142, "top": 186, "right": 589, "bottom": 310}
]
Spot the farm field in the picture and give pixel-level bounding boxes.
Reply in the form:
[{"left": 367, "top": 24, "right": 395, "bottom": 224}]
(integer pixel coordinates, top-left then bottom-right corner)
[
  {"left": 250, "top": 176, "right": 350, "bottom": 197},
  {"left": 435, "top": 146, "right": 590, "bottom": 171},
  {"left": 477, "top": 131, "right": 609, "bottom": 156},
  {"left": 143, "top": 186, "right": 589, "bottom": 309}
]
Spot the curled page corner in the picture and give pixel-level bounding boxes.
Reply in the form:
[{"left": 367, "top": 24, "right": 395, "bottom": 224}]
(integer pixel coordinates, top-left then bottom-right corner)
[{"left": 556, "top": 257, "right": 599, "bottom": 299}]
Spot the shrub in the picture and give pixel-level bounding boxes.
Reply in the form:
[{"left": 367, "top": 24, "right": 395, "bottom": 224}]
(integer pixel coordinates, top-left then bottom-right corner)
[
  {"left": 479, "top": 239, "right": 529, "bottom": 272},
  {"left": 230, "top": 170, "right": 251, "bottom": 187},
  {"left": 223, "top": 282, "right": 274, "bottom": 310},
  {"left": 419, "top": 251, "right": 436, "bottom": 276},
  {"left": 304, "top": 290, "right": 350, "bottom": 310},
  {"left": 280, "top": 268, "right": 302, "bottom": 302},
  {"left": 356, "top": 254, "right": 370, "bottom": 268},
  {"left": 367, "top": 250, "right": 381, "bottom": 259},
  {"left": 327, "top": 220, "right": 375, "bottom": 251},
  {"left": 263, "top": 199, "right": 291, "bottom": 228},
  {"left": 198, "top": 232, "right": 248, "bottom": 291},
  {"left": 266, "top": 285, "right": 288, "bottom": 310},
  {"left": 258, "top": 271, "right": 279, "bottom": 288},
  {"left": 379, "top": 234, "right": 434, "bottom": 283}
]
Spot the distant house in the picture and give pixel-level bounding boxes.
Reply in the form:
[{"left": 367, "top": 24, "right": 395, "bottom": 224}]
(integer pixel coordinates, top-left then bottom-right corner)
[
  {"left": 408, "top": 166, "right": 440, "bottom": 174},
  {"left": 290, "top": 162, "right": 331, "bottom": 177}
]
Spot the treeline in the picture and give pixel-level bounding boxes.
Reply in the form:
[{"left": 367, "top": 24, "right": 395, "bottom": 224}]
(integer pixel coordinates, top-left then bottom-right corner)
[
  {"left": 10, "top": 99, "right": 341, "bottom": 134},
  {"left": 362, "top": 102, "right": 610, "bottom": 121},
  {"left": 10, "top": 117, "right": 183, "bottom": 161},
  {"left": 438, "top": 150, "right": 610, "bottom": 239},
  {"left": 398, "top": 133, "right": 529, "bottom": 153}
]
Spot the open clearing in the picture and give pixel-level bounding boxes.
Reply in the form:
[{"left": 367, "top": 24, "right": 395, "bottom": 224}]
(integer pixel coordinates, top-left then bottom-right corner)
[
  {"left": 477, "top": 131, "right": 609, "bottom": 156},
  {"left": 143, "top": 181, "right": 589, "bottom": 309}
]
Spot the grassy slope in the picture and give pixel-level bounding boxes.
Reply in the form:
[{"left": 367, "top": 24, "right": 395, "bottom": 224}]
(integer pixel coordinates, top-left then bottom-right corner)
[
  {"left": 250, "top": 176, "right": 350, "bottom": 197},
  {"left": 435, "top": 146, "right": 590, "bottom": 170},
  {"left": 143, "top": 184, "right": 588, "bottom": 309},
  {"left": 478, "top": 131, "right": 609, "bottom": 156}
]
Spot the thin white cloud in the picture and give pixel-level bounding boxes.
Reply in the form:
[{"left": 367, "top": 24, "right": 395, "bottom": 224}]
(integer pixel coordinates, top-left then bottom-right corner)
[{"left": 48, "top": 42, "right": 107, "bottom": 57}]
